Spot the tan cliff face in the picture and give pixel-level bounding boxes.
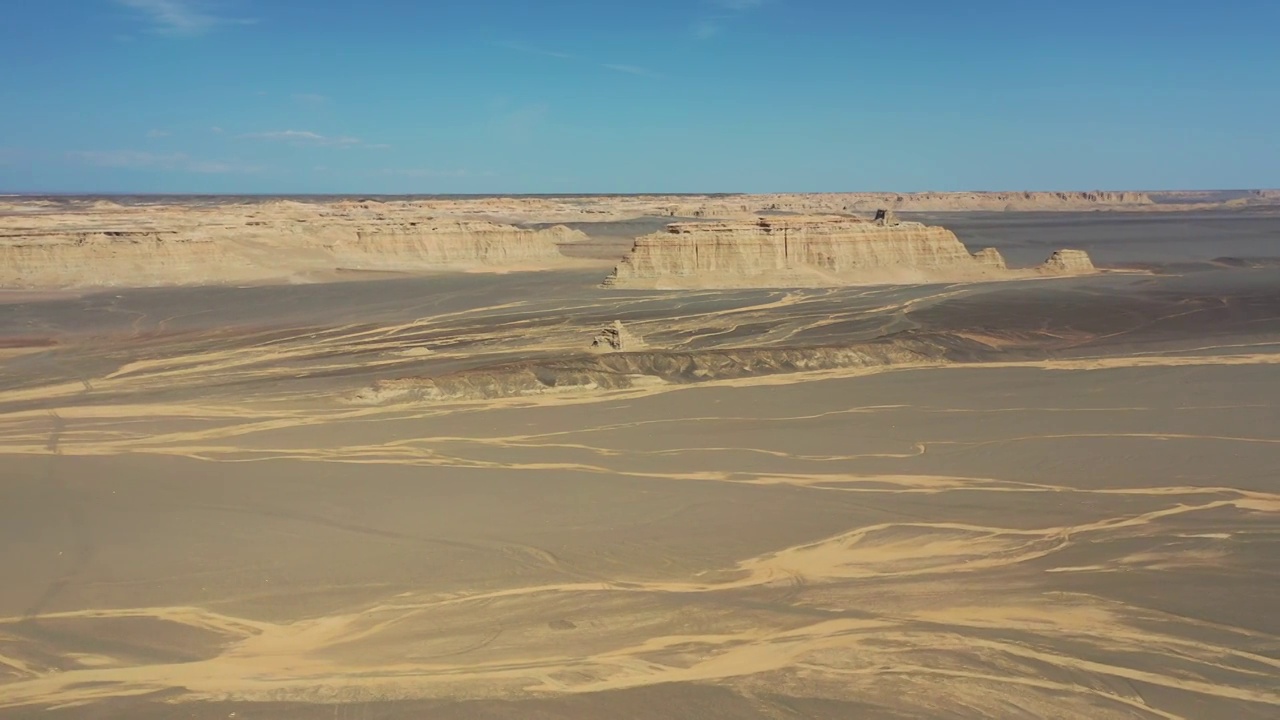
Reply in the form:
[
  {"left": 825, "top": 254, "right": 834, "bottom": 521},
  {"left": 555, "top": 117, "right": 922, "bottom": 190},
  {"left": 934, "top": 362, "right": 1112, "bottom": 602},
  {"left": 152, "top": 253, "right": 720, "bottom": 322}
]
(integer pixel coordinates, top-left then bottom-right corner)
[
  {"left": 0, "top": 231, "right": 272, "bottom": 288},
  {"left": 328, "top": 221, "right": 578, "bottom": 270},
  {"left": 0, "top": 193, "right": 1161, "bottom": 290},
  {"left": 663, "top": 191, "right": 1162, "bottom": 218},
  {"left": 0, "top": 207, "right": 588, "bottom": 289},
  {"left": 604, "top": 215, "right": 1095, "bottom": 289},
  {"left": 1039, "top": 248, "right": 1096, "bottom": 274},
  {"left": 972, "top": 247, "right": 1008, "bottom": 269}
]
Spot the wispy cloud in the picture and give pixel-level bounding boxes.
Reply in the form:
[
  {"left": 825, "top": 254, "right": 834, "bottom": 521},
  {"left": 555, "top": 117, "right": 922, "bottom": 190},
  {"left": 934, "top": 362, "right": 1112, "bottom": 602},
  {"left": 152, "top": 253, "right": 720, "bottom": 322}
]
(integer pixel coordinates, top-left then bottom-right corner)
[
  {"left": 238, "top": 130, "right": 387, "bottom": 149},
  {"left": 380, "top": 168, "right": 483, "bottom": 179},
  {"left": 292, "top": 93, "right": 330, "bottom": 107},
  {"left": 70, "top": 150, "right": 187, "bottom": 168},
  {"left": 185, "top": 159, "right": 258, "bottom": 173},
  {"left": 241, "top": 130, "right": 349, "bottom": 144},
  {"left": 68, "top": 150, "right": 261, "bottom": 173},
  {"left": 712, "top": 0, "right": 768, "bottom": 8},
  {"left": 494, "top": 41, "right": 576, "bottom": 61},
  {"left": 694, "top": 0, "right": 770, "bottom": 39},
  {"left": 493, "top": 103, "right": 549, "bottom": 144},
  {"left": 497, "top": 41, "right": 658, "bottom": 79},
  {"left": 602, "top": 63, "right": 660, "bottom": 78},
  {"left": 146, "top": 129, "right": 171, "bottom": 138},
  {"left": 692, "top": 20, "right": 722, "bottom": 39},
  {"left": 115, "top": 0, "right": 254, "bottom": 36}
]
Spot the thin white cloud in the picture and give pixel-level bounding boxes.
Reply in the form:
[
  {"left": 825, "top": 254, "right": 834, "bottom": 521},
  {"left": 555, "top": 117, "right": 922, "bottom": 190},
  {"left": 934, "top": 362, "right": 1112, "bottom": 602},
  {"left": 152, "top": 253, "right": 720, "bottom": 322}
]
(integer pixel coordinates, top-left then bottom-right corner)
[
  {"left": 694, "top": 0, "right": 769, "bottom": 39},
  {"left": 146, "top": 129, "right": 171, "bottom": 138},
  {"left": 186, "top": 160, "right": 259, "bottom": 174},
  {"left": 292, "top": 93, "right": 330, "bottom": 106},
  {"left": 68, "top": 150, "right": 260, "bottom": 173},
  {"left": 210, "top": 126, "right": 225, "bottom": 134},
  {"left": 499, "top": 41, "right": 658, "bottom": 79},
  {"left": 239, "top": 130, "right": 381, "bottom": 148},
  {"left": 493, "top": 103, "right": 549, "bottom": 143},
  {"left": 693, "top": 20, "right": 722, "bottom": 39},
  {"left": 115, "top": 0, "right": 254, "bottom": 36},
  {"left": 602, "top": 63, "right": 660, "bottom": 78},
  {"left": 70, "top": 150, "right": 186, "bottom": 168},
  {"left": 381, "top": 168, "right": 474, "bottom": 179},
  {"left": 495, "top": 41, "right": 575, "bottom": 60}
]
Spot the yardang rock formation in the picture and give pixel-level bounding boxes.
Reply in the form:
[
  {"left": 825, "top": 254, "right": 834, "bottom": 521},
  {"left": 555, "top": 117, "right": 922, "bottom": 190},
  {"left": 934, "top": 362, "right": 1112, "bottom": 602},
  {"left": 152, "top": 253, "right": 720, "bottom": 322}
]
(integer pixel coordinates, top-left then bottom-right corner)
[
  {"left": 0, "top": 205, "right": 587, "bottom": 289},
  {"left": 603, "top": 214, "right": 1096, "bottom": 289},
  {"left": 1039, "top": 248, "right": 1096, "bottom": 274}
]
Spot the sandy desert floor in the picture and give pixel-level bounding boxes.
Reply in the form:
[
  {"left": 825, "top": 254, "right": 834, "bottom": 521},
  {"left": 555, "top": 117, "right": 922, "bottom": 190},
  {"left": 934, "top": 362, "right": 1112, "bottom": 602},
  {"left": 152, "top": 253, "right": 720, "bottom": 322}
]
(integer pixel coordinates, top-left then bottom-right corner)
[{"left": 1, "top": 211, "right": 1278, "bottom": 718}]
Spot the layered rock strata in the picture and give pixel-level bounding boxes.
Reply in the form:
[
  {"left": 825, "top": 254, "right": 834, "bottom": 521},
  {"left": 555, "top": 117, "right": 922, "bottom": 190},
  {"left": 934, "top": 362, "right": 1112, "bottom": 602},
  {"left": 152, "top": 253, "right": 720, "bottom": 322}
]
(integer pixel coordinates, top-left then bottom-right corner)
[
  {"left": 604, "top": 215, "right": 1094, "bottom": 289},
  {"left": 972, "top": 247, "right": 1009, "bottom": 269},
  {"left": 1039, "top": 249, "right": 1096, "bottom": 274},
  {"left": 0, "top": 211, "right": 585, "bottom": 288},
  {"left": 325, "top": 221, "right": 580, "bottom": 270},
  {"left": 0, "top": 231, "right": 270, "bottom": 288},
  {"left": 349, "top": 337, "right": 954, "bottom": 405}
]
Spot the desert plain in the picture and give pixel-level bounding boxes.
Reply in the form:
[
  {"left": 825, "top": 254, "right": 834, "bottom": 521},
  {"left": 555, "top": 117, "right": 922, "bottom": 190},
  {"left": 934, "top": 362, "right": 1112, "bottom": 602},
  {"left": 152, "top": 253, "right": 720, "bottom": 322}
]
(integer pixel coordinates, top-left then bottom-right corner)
[{"left": 0, "top": 191, "right": 1278, "bottom": 718}]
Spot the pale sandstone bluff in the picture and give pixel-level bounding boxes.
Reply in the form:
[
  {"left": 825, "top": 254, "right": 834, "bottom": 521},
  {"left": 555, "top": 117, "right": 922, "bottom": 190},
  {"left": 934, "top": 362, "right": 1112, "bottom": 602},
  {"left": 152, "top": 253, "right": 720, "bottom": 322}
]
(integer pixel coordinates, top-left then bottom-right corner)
[
  {"left": 603, "top": 215, "right": 1092, "bottom": 289},
  {"left": 660, "top": 191, "right": 1163, "bottom": 219},
  {"left": 324, "top": 221, "right": 583, "bottom": 271},
  {"left": 0, "top": 231, "right": 266, "bottom": 289},
  {"left": 0, "top": 213, "right": 587, "bottom": 289},
  {"left": 1039, "top": 248, "right": 1096, "bottom": 273}
]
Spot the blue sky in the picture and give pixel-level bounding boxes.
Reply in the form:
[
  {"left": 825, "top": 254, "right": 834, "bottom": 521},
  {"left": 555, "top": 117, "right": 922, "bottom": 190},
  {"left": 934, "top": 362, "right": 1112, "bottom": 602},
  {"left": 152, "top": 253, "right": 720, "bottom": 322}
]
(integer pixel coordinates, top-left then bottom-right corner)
[{"left": 1, "top": 0, "right": 1277, "bottom": 193}]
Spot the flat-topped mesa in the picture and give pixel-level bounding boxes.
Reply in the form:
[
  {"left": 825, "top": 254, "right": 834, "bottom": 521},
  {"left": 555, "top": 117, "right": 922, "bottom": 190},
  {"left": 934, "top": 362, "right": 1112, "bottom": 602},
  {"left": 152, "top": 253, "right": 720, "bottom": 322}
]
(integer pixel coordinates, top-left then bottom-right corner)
[
  {"left": 0, "top": 212, "right": 589, "bottom": 288},
  {"left": 603, "top": 214, "right": 1040, "bottom": 289},
  {"left": 751, "top": 191, "right": 1157, "bottom": 215},
  {"left": 327, "top": 221, "right": 584, "bottom": 270},
  {"left": 0, "top": 230, "right": 268, "bottom": 288}
]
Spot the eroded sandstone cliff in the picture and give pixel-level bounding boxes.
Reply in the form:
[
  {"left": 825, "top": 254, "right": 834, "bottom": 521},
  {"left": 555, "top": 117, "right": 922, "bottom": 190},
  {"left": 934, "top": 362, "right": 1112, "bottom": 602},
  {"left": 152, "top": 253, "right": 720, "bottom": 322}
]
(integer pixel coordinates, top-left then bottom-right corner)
[
  {"left": 603, "top": 215, "right": 1094, "bottom": 289},
  {"left": 0, "top": 206, "right": 587, "bottom": 289},
  {"left": 0, "top": 231, "right": 272, "bottom": 288},
  {"left": 325, "top": 221, "right": 578, "bottom": 270},
  {"left": 1039, "top": 249, "right": 1096, "bottom": 274},
  {"left": 660, "top": 191, "right": 1162, "bottom": 219}
]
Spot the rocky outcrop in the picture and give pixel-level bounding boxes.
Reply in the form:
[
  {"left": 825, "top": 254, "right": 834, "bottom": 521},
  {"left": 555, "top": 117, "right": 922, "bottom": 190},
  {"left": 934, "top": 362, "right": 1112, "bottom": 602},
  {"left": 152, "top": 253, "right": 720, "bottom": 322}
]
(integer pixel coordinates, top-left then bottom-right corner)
[
  {"left": 325, "top": 221, "right": 579, "bottom": 270},
  {"left": 972, "top": 247, "right": 1008, "bottom": 270},
  {"left": 1039, "top": 249, "right": 1096, "bottom": 274},
  {"left": 641, "top": 191, "right": 1163, "bottom": 221},
  {"left": 589, "top": 321, "right": 644, "bottom": 352},
  {"left": 1, "top": 193, "right": 1127, "bottom": 290},
  {"left": 874, "top": 209, "right": 899, "bottom": 226},
  {"left": 0, "top": 209, "right": 588, "bottom": 288},
  {"left": 603, "top": 216, "right": 1033, "bottom": 289},
  {"left": 754, "top": 191, "right": 1157, "bottom": 214},
  {"left": 348, "top": 336, "right": 958, "bottom": 405},
  {"left": 0, "top": 231, "right": 271, "bottom": 288}
]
